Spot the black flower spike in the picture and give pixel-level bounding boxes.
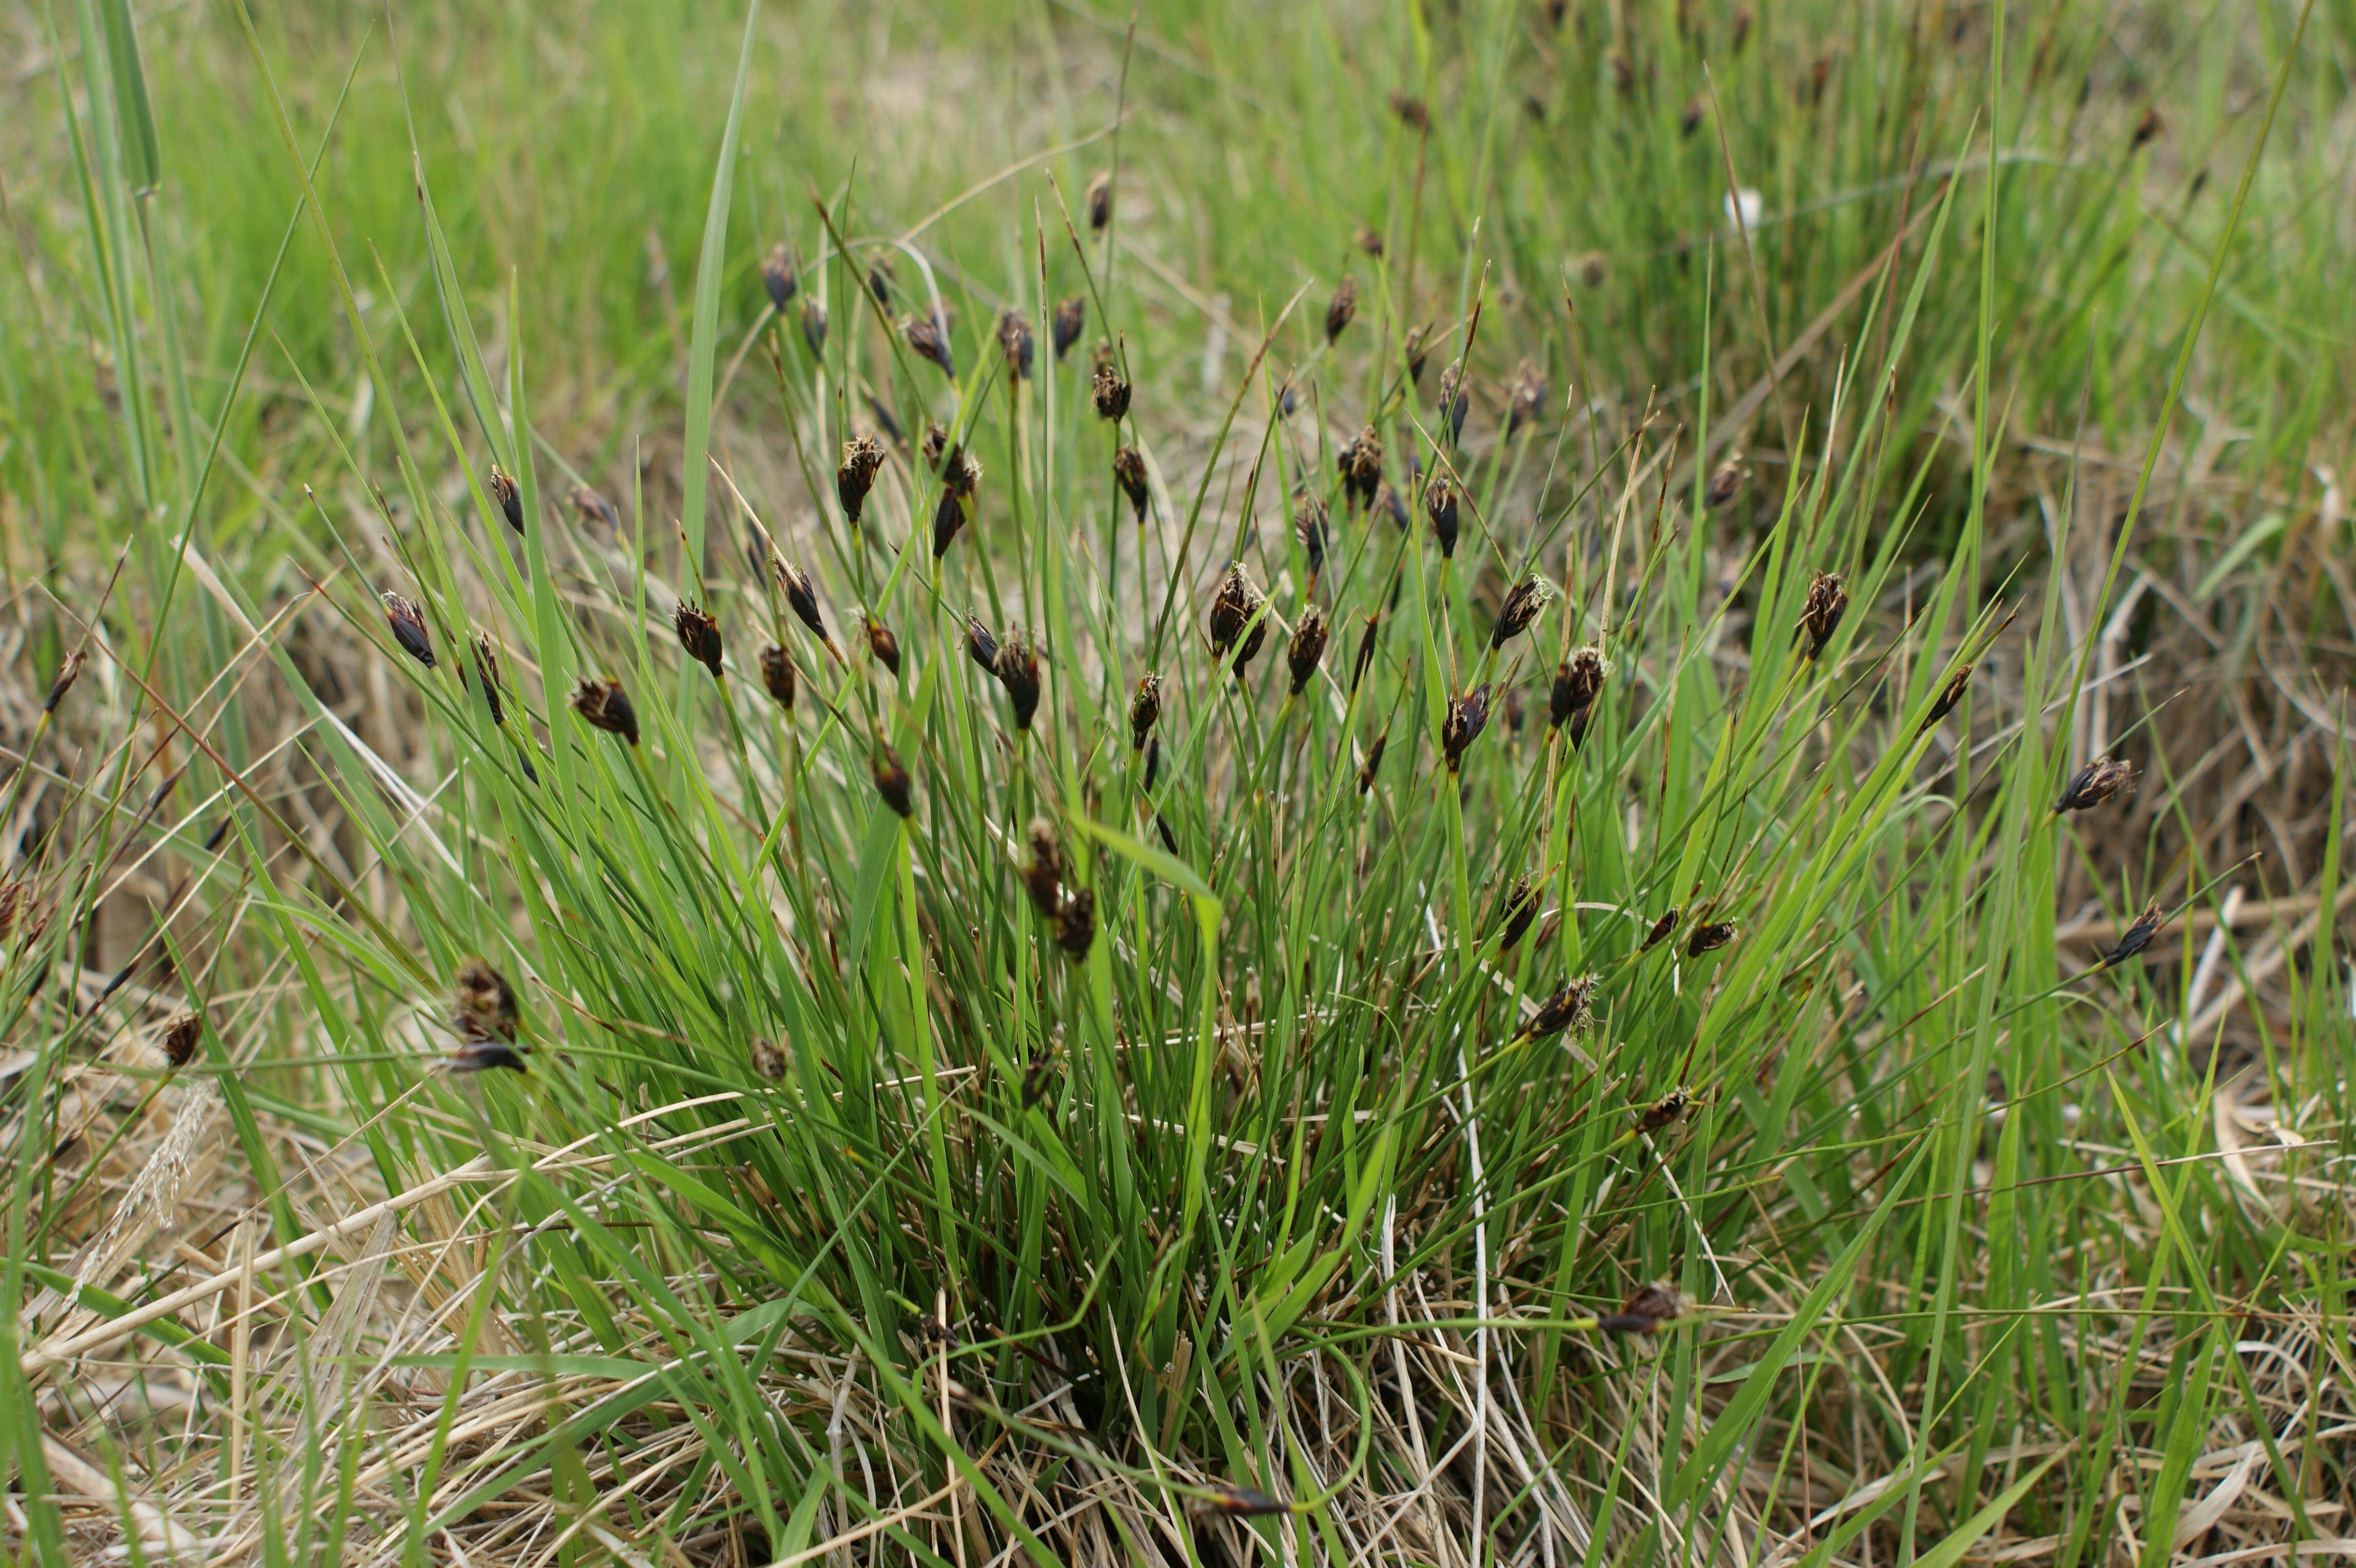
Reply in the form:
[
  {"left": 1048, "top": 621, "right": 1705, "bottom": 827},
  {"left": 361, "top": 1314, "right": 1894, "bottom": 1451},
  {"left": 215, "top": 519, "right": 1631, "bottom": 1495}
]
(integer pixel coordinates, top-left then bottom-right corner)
[
  {"left": 1551, "top": 647, "right": 1606, "bottom": 728},
  {"left": 568, "top": 482, "right": 619, "bottom": 533},
  {"left": 872, "top": 732, "right": 914, "bottom": 817},
  {"left": 1640, "top": 1088, "right": 1691, "bottom": 1132},
  {"left": 1402, "top": 323, "right": 1431, "bottom": 383},
  {"left": 1113, "top": 446, "right": 1149, "bottom": 523},
  {"left": 487, "top": 465, "right": 523, "bottom": 532},
  {"left": 1021, "top": 1048, "right": 1058, "bottom": 1109},
  {"left": 1208, "top": 565, "right": 1262, "bottom": 659},
  {"left": 1324, "top": 276, "right": 1359, "bottom": 345},
  {"left": 1920, "top": 662, "right": 1974, "bottom": 733},
  {"left": 1640, "top": 908, "right": 1680, "bottom": 951},
  {"left": 1526, "top": 974, "right": 1597, "bottom": 1037},
  {"left": 933, "top": 488, "right": 967, "bottom": 559},
  {"left": 1092, "top": 363, "right": 1132, "bottom": 422},
  {"left": 758, "top": 644, "right": 796, "bottom": 710},
  {"left": 1358, "top": 731, "right": 1387, "bottom": 794},
  {"left": 997, "top": 308, "right": 1034, "bottom": 380},
  {"left": 1351, "top": 613, "right": 1381, "bottom": 695},
  {"left": 674, "top": 600, "right": 724, "bottom": 679},
  {"left": 1490, "top": 574, "right": 1555, "bottom": 650},
  {"left": 750, "top": 1036, "right": 789, "bottom": 1082},
  {"left": 1023, "top": 819, "right": 1064, "bottom": 920},
  {"left": 1499, "top": 875, "right": 1539, "bottom": 950},
  {"left": 1425, "top": 477, "right": 1461, "bottom": 558},
  {"left": 965, "top": 615, "right": 1000, "bottom": 673},
  {"left": 1143, "top": 734, "right": 1162, "bottom": 791},
  {"left": 1052, "top": 295, "right": 1086, "bottom": 361},
  {"left": 865, "top": 615, "right": 902, "bottom": 678},
  {"left": 1437, "top": 362, "right": 1469, "bottom": 445},
  {"left": 448, "top": 1041, "right": 529, "bottom": 1075},
  {"left": 161, "top": 1012, "right": 203, "bottom": 1069},
  {"left": 1705, "top": 456, "right": 1748, "bottom": 509},
  {"left": 1507, "top": 362, "right": 1549, "bottom": 438},
  {"left": 837, "top": 435, "right": 886, "bottom": 523},
  {"left": 903, "top": 309, "right": 955, "bottom": 378},
  {"left": 454, "top": 956, "right": 520, "bottom": 1044},
  {"left": 2057, "top": 757, "right": 2135, "bottom": 814},
  {"left": 2099, "top": 900, "right": 2164, "bottom": 968},
  {"left": 800, "top": 297, "right": 829, "bottom": 357},
  {"left": 867, "top": 254, "right": 896, "bottom": 307},
  {"left": 383, "top": 592, "right": 436, "bottom": 669},
  {"left": 1796, "top": 572, "right": 1849, "bottom": 660},
  {"left": 571, "top": 677, "right": 639, "bottom": 746},
  {"left": 1685, "top": 920, "right": 1738, "bottom": 957},
  {"left": 760, "top": 242, "right": 798, "bottom": 310},
  {"left": 1295, "top": 494, "right": 1329, "bottom": 576},
  {"left": 776, "top": 557, "right": 831, "bottom": 648},
  {"left": 1085, "top": 170, "right": 1113, "bottom": 232},
  {"left": 472, "top": 634, "right": 507, "bottom": 724},
  {"left": 1055, "top": 887, "right": 1096, "bottom": 959},
  {"left": 1340, "top": 424, "right": 1384, "bottom": 512},
  {"left": 1442, "top": 684, "right": 1493, "bottom": 772},
  {"left": 1389, "top": 93, "right": 1430, "bottom": 131},
  {"left": 1596, "top": 1282, "right": 1683, "bottom": 1336},
  {"left": 922, "top": 421, "right": 949, "bottom": 471},
  {"left": 1130, "top": 673, "right": 1162, "bottom": 750},
  {"left": 1287, "top": 604, "right": 1329, "bottom": 696},
  {"left": 994, "top": 631, "right": 1042, "bottom": 730}
]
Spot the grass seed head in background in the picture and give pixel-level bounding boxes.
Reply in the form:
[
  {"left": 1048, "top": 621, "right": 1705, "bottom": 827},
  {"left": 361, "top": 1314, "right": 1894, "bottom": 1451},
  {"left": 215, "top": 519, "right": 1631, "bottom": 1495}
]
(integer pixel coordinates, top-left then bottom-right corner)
[
  {"left": 451, "top": 957, "right": 519, "bottom": 1044},
  {"left": 382, "top": 592, "right": 435, "bottom": 669},
  {"left": 1797, "top": 571, "right": 1850, "bottom": 660},
  {"left": 1351, "top": 612, "right": 1381, "bottom": 693},
  {"left": 1092, "top": 360, "right": 1132, "bottom": 421},
  {"left": 1551, "top": 645, "right": 1605, "bottom": 728},
  {"left": 799, "top": 296, "right": 828, "bottom": 357},
  {"left": 997, "top": 307, "right": 1034, "bottom": 379},
  {"left": 673, "top": 599, "right": 724, "bottom": 679},
  {"left": 1640, "top": 1087, "right": 1692, "bottom": 1131},
  {"left": 1498, "top": 874, "right": 1538, "bottom": 949},
  {"left": 2100, "top": 900, "right": 2165, "bottom": 967},
  {"left": 2058, "top": 755, "right": 2137, "bottom": 813},
  {"left": 1438, "top": 361, "right": 1469, "bottom": 444},
  {"left": 992, "top": 630, "right": 1042, "bottom": 729},
  {"left": 904, "top": 307, "right": 956, "bottom": 377},
  {"left": 865, "top": 614, "right": 902, "bottom": 678},
  {"left": 1055, "top": 887, "right": 1096, "bottom": 959},
  {"left": 866, "top": 253, "right": 896, "bottom": 306},
  {"left": 1325, "top": 275, "right": 1358, "bottom": 344},
  {"left": 757, "top": 643, "right": 796, "bottom": 709},
  {"left": 871, "top": 730, "right": 914, "bottom": 817},
  {"left": 1024, "top": 819, "right": 1063, "bottom": 920},
  {"left": 1442, "top": 682, "right": 1492, "bottom": 771},
  {"left": 567, "top": 481, "right": 619, "bottom": 533},
  {"left": 570, "top": 676, "right": 640, "bottom": 745},
  {"left": 1402, "top": 322, "right": 1431, "bottom": 382},
  {"left": 469, "top": 634, "right": 507, "bottom": 724},
  {"left": 161, "top": 1011, "right": 203, "bottom": 1069},
  {"left": 1596, "top": 1282, "right": 1684, "bottom": 1336},
  {"left": 1507, "top": 361, "right": 1549, "bottom": 438},
  {"left": 837, "top": 434, "right": 886, "bottom": 523},
  {"left": 1685, "top": 918, "right": 1738, "bottom": 957},
  {"left": 1358, "top": 730, "right": 1387, "bottom": 794},
  {"left": 1051, "top": 293, "right": 1085, "bottom": 360},
  {"left": 1705, "top": 455, "right": 1748, "bottom": 509},
  {"left": 1085, "top": 169, "right": 1112, "bottom": 232},
  {"left": 760, "top": 241, "right": 797, "bottom": 309},
  {"left": 750, "top": 1035, "right": 788, "bottom": 1082},
  {"left": 1113, "top": 445, "right": 1148, "bottom": 522},
  {"left": 1294, "top": 492, "right": 1328, "bottom": 575},
  {"left": 487, "top": 463, "right": 523, "bottom": 532},
  {"left": 1340, "top": 424, "right": 1383, "bottom": 510}
]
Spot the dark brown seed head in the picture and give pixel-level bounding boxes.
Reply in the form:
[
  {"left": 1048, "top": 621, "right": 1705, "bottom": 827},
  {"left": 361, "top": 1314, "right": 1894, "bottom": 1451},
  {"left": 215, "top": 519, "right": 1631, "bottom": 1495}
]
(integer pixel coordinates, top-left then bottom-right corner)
[
  {"left": 993, "top": 630, "right": 1042, "bottom": 730},
  {"left": 837, "top": 435, "right": 886, "bottom": 523},
  {"left": 1085, "top": 170, "right": 1113, "bottom": 232},
  {"left": 1490, "top": 574, "right": 1555, "bottom": 650},
  {"left": 472, "top": 634, "right": 506, "bottom": 724},
  {"left": 161, "top": 1012, "right": 203, "bottom": 1069},
  {"left": 1640, "top": 908, "right": 1679, "bottom": 951},
  {"left": 1325, "top": 276, "right": 1359, "bottom": 345},
  {"left": 776, "top": 557, "right": 829, "bottom": 644},
  {"left": 922, "top": 421, "right": 949, "bottom": 471},
  {"left": 1022, "top": 1048, "right": 1058, "bottom": 1110},
  {"left": 1797, "top": 572, "right": 1850, "bottom": 660},
  {"left": 1437, "top": 362, "right": 1469, "bottom": 444},
  {"left": 1295, "top": 493, "right": 1329, "bottom": 576},
  {"left": 1358, "top": 731, "right": 1388, "bottom": 794},
  {"left": 1200, "top": 1481, "right": 1289, "bottom": 1518},
  {"left": 750, "top": 1036, "right": 788, "bottom": 1082},
  {"left": 1208, "top": 565, "right": 1263, "bottom": 658},
  {"left": 1388, "top": 93, "right": 1430, "bottom": 131},
  {"left": 1024, "top": 819, "right": 1064, "bottom": 920},
  {"left": 1731, "top": 4, "right": 1753, "bottom": 48},
  {"left": 1921, "top": 662, "right": 1973, "bottom": 732},
  {"left": 1055, "top": 887, "right": 1097, "bottom": 960},
  {"left": 1092, "top": 363, "right": 1132, "bottom": 422},
  {"left": 382, "top": 593, "right": 435, "bottom": 669},
  {"left": 2131, "top": 105, "right": 2164, "bottom": 149},
  {"left": 1287, "top": 604, "right": 1330, "bottom": 697},
  {"left": 1354, "top": 224, "right": 1384, "bottom": 258},
  {"left": 1579, "top": 251, "right": 1608, "bottom": 288},
  {"left": 1351, "top": 613, "right": 1381, "bottom": 694},
  {"left": 758, "top": 643, "right": 796, "bottom": 710},
  {"left": 1685, "top": 920, "right": 1738, "bottom": 957},
  {"left": 1550, "top": 646, "right": 1606, "bottom": 727},
  {"left": 488, "top": 465, "right": 523, "bottom": 532},
  {"left": 454, "top": 956, "right": 520, "bottom": 1044},
  {"left": 1143, "top": 734, "right": 1162, "bottom": 791},
  {"left": 674, "top": 600, "right": 724, "bottom": 679},
  {"left": 39, "top": 648, "right": 85, "bottom": 715},
  {"left": 800, "top": 297, "right": 828, "bottom": 357},
  {"left": 947, "top": 448, "right": 983, "bottom": 498},
  {"left": 1597, "top": 1282, "right": 1683, "bottom": 1336},
  {"left": 865, "top": 615, "right": 902, "bottom": 678},
  {"left": 1233, "top": 618, "right": 1267, "bottom": 681},
  {"left": 1341, "top": 424, "right": 1384, "bottom": 511},
  {"left": 568, "top": 482, "right": 619, "bottom": 533},
  {"left": 760, "top": 242, "right": 798, "bottom": 310},
  {"left": 1052, "top": 295, "right": 1086, "bottom": 361},
  {"left": 1499, "top": 875, "right": 1539, "bottom": 950},
  {"left": 1442, "top": 684, "right": 1493, "bottom": 772},
  {"left": 964, "top": 615, "right": 999, "bottom": 673},
  {"left": 1679, "top": 94, "right": 1707, "bottom": 137},
  {"left": 903, "top": 310, "right": 956, "bottom": 378},
  {"left": 1639, "top": 1088, "right": 1690, "bottom": 1132},
  {"left": 872, "top": 733, "right": 914, "bottom": 818},
  {"left": 932, "top": 488, "right": 968, "bottom": 559},
  {"left": 867, "top": 254, "right": 896, "bottom": 306},
  {"left": 1425, "top": 477, "right": 1460, "bottom": 557},
  {"left": 2100, "top": 900, "right": 2164, "bottom": 967},
  {"left": 1373, "top": 481, "right": 1408, "bottom": 532},
  {"left": 1130, "top": 673, "right": 1162, "bottom": 750},
  {"left": 570, "top": 677, "right": 639, "bottom": 746},
  {"left": 1608, "top": 50, "right": 1636, "bottom": 92},
  {"left": 0, "top": 883, "right": 23, "bottom": 943},
  {"left": 1527, "top": 974, "right": 1597, "bottom": 1037},
  {"left": 448, "top": 1041, "right": 529, "bottom": 1074},
  {"left": 1113, "top": 446, "right": 1149, "bottom": 523},
  {"left": 997, "top": 307, "right": 1034, "bottom": 380},
  {"left": 1402, "top": 323, "right": 1431, "bottom": 383},
  {"left": 1705, "top": 457, "right": 1748, "bottom": 509},
  {"left": 2057, "top": 757, "right": 2136, "bottom": 814},
  {"left": 1507, "top": 362, "right": 1550, "bottom": 438}
]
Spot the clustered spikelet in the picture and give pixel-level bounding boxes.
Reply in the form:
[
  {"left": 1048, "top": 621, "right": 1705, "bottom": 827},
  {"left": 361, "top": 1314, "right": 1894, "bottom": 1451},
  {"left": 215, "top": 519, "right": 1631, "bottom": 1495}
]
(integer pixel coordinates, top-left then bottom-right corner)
[
  {"left": 1209, "top": 566, "right": 1267, "bottom": 678},
  {"left": 570, "top": 677, "right": 639, "bottom": 746},
  {"left": 865, "top": 615, "right": 902, "bottom": 678},
  {"left": 749, "top": 1036, "right": 788, "bottom": 1082},
  {"left": 674, "top": 600, "right": 723, "bottom": 679},
  {"left": 1442, "top": 684, "right": 1492, "bottom": 772},
  {"left": 2057, "top": 756, "right": 2135, "bottom": 814},
  {"left": 569, "top": 482, "right": 619, "bottom": 532},
  {"left": 44, "top": 651, "right": 85, "bottom": 715},
  {"left": 2132, "top": 105, "right": 2164, "bottom": 149},
  {"left": 450, "top": 957, "right": 526, "bottom": 1073},
  {"left": 1498, "top": 875, "right": 1539, "bottom": 949},
  {"left": 1639, "top": 1088, "right": 1691, "bottom": 1132},
  {"left": 1113, "top": 446, "right": 1149, "bottom": 523},
  {"left": 1286, "top": 604, "right": 1329, "bottom": 696},
  {"left": 1324, "top": 276, "right": 1358, "bottom": 345},
  {"left": 0, "top": 883, "right": 24, "bottom": 944},
  {"left": 1490, "top": 574, "right": 1555, "bottom": 650},
  {"left": 1551, "top": 646, "right": 1606, "bottom": 730},
  {"left": 993, "top": 630, "right": 1042, "bottom": 730},
  {"left": 1051, "top": 295, "right": 1086, "bottom": 361},
  {"left": 1129, "top": 674, "right": 1162, "bottom": 750},
  {"left": 488, "top": 465, "right": 523, "bottom": 532},
  {"left": 997, "top": 308, "right": 1034, "bottom": 380},
  {"left": 1437, "top": 362, "right": 1469, "bottom": 445},
  {"left": 1355, "top": 224, "right": 1383, "bottom": 258},
  {"left": 1704, "top": 457, "right": 1747, "bottom": 509},
  {"left": 1294, "top": 494, "right": 1329, "bottom": 576},
  {"left": 1024, "top": 820, "right": 1064, "bottom": 919},
  {"left": 1596, "top": 1282, "right": 1683, "bottom": 1337},
  {"left": 837, "top": 435, "right": 886, "bottom": 523},
  {"left": 1921, "top": 662, "right": 1974, "bottom": 732},
  {"left": 965, "top": 615, "right": 1000, "bottom": 673},
  {"left": 1388, "top": 93, "right": 1429, "bottom": 131},
  {"left": 1526, "top": 974, "right": 1597, "bottom": 1037},
  {"left": 1797, "top": 572, "right": 1849, "bottom": 660},
  {"left": 871, "top": 732, "right": 914, "bottom": 818},
  {"left": 1402, "top": 324, "right": 1431, "bottom": 383},
  {"left": 1685, "top": 919, "right": 1738, "bottom": 957},
  {"left": 1056, "top": 888, "right": 1097, "bottom": 959},
  {"left": 930, "top": 447, "right": 983, "bottom": 559},
  {"left": 472, "top": 634, "right": 507, "bottom": 726},
  {"left": 383, "top": 592, "right": 435, "bottom": 669},
  {"left": 1199, "top": 1482, "right": 1289, "bottom": 1518},
  {"left": 800, "top": 297, "right": 829, "bottom": 357},
  {"left": 776, "top": 557, "right": 831, "bottom": 648},
  {"left": 161, "top": 1012, "right": 203, "bottom": 1070},
  {"left": 1351, "top": 613, "right": 1381, "bottom": 694},
  {"left": 867, "top": 254, "right": 896, "bottom": 306},
  {"left": 1358, "top": 731, "right": 1387, "bottom": 795},
  {"left": 903, "top": 309, "right": 956, "bottom": 377},
  {"left": 1085, "top": 170, "right": 1113, "bottom": 233},
  {"left": 760, "top": 242, "right": 798, "bottom": 309},
  {"left": 2100, "top": 900, "right": 2164, "bottom": 967},
  {"left": 758, "top": 644, "right": 796, "bottom": 710},
  {"left": 1373, "top": 481, "right": 1407, "bottom": 531},
  {"left": 1092, "top": 362, "right": 1132, "bottom": 422},
  {"left": 1425, "top": 477, "right": 1461, "bottom": 558},
  {"left": 1640, "top": 908, "right": 1680, "bottom": 951},
  {"left": 1507, "top": 362, "right": 1549, "bottom": 438},
  {"left": 1340, "top": 425, "right": 1383, "bottom": 511}
]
